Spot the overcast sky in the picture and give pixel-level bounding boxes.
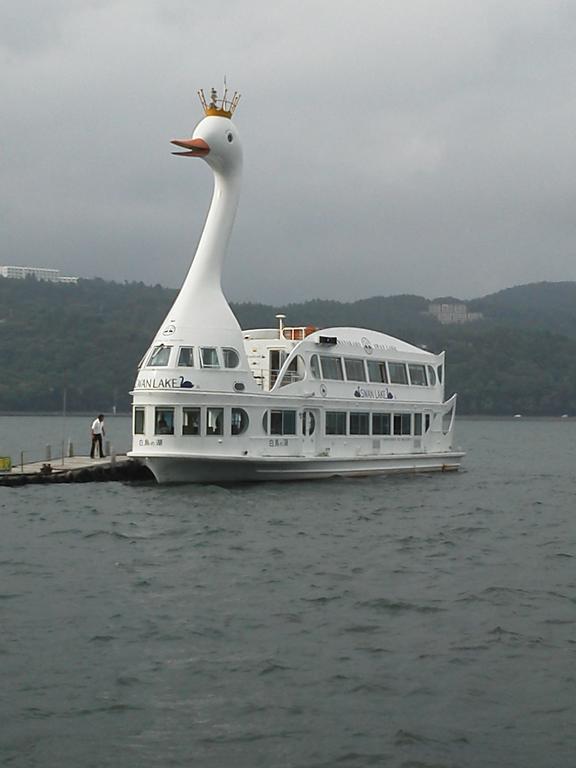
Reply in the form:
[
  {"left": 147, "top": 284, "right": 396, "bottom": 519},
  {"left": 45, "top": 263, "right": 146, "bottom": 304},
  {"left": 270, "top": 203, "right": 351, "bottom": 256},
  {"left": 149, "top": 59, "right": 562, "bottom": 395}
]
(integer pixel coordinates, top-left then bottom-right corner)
[{"left": 2, "top": 0, "right": 576, "bottom": 304}]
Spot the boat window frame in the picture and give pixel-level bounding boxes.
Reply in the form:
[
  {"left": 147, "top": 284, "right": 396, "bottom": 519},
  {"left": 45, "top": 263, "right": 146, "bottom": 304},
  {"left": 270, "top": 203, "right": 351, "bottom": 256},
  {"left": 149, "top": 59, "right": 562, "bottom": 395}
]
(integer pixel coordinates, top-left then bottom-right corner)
[
  {"left": 408, "top": 364, "right": 428, "bottom": 386},
  {"left": 231, "top": 408, "right": 249, "bottom": 435},
  {"left": 222, "top": 347, "right": 240, "bottom": 368},
  {"left": 372, "top": 412, "right": 391, "bottom": 436},
  {"left": 393, "top": 413, "right": 412, "bottom": 436},
  {"left": 367, "top": 360, "right": 388, "bottom": 383},
  {"left": 200, "top": 347, "right": 221, "bottom": 369},
  {"left": 388, "top": 362, "right": 409, "bottom": 385},
  {"left": 310, "top": 354, "right": 321, "bottom": 379},
  {"left": 133, "top": 407, "right": 145, "bottom": 435},
  {"left": 154, "top": 407, "right": 175, "bottom": 435},
  {"left": 344, "top": 358, "right": 367, "bottom": 382},
  {"left": 148, "top": 345, "right": 172, "bottom": 367},
  {"left": 177, "top": 347, "right": 195, "bottom": 367},
  {"left": 268, "top": 409, "right": 297, "bottom": 436},
  {"left": 427, "top": 365, "right": 437, "bottom": 386},
  {"left": 182, "top": 407, "right": 201, "bottom": 436},
  {"left": 320, "top": 355, "right": 344, "bottom": 381},
  {"left": 350, "top": 411, "right": 370, "bottom": 435},
  {"left": 325, "top": 411, "right": 347, "bottom": 435}
]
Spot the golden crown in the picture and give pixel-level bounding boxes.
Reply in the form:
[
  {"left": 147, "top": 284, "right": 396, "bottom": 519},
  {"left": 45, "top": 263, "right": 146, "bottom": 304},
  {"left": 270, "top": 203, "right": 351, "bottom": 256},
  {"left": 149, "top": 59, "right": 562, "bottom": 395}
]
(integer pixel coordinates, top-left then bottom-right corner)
[{"left": 198, "top": 86, "right": 241, "bottom": 118}]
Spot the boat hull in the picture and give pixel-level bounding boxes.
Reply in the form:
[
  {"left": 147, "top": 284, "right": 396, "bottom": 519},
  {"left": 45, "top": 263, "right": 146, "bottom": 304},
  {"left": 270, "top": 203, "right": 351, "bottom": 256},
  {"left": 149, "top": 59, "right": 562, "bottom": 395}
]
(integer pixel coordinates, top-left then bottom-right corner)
[{"left": 140, "top": 451, "right": 465, "bottom": 484}]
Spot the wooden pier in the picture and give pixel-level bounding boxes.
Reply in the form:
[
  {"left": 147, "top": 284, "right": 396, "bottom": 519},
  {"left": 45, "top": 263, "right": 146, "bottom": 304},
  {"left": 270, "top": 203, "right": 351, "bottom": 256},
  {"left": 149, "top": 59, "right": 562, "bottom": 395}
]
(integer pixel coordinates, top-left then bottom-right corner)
[{"left": 0, "top": 454, "right": 152, "bottom": 487}]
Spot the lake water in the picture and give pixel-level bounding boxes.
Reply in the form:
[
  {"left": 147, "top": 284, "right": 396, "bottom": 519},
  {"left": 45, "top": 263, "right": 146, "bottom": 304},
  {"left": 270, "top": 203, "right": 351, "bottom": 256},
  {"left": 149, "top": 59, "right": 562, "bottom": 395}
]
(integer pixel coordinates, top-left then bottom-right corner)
[{"left": 1, "top": 417, "right": 576, "bottom": 767}]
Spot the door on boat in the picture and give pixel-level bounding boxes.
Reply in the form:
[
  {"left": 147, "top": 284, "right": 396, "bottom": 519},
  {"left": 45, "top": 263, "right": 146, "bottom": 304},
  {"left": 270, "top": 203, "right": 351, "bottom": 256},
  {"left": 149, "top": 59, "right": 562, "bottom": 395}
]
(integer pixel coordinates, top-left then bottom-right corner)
[{"left": 301, "top": 409, "right": 318, "bottom": 456}]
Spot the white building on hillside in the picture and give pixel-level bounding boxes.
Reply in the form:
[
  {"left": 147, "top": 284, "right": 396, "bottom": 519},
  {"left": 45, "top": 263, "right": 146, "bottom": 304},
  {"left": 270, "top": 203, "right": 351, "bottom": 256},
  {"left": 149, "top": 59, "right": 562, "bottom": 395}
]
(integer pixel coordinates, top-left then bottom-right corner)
[{"left": 0, "top": 266, "right": 78, "bottom": 284}]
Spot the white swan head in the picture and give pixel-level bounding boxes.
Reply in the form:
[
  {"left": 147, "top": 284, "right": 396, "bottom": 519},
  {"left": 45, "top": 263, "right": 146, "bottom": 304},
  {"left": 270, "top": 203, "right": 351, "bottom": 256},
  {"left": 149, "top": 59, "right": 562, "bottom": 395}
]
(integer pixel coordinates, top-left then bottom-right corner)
[{"left": 171, "top": 116, "right": 242, "bottom": 175}]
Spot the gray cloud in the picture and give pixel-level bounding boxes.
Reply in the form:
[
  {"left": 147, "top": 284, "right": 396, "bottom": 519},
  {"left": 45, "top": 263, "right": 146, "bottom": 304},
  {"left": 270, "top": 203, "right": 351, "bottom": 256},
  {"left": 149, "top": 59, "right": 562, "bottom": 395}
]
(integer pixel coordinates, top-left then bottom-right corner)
[{"left": 2, "top": 0, "right": 576, "bottom": 303}]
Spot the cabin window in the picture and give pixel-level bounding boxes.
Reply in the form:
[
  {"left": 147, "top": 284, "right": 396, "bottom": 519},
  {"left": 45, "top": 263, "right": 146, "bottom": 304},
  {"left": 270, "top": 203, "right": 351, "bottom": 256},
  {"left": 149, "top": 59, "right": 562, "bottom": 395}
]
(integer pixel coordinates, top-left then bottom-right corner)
[
  {"left": 222, "top": 348, "right": 240, "bottom": 368},
  {"left": 201, "top": 347, "right": 220, "bottom": 368},
  {"left": 367, "top": 360, "right": 388, "bottom": 383},
  {"left": 269, "top": 409, "right": 296, "bottom": 435},
  {"left": 388, "top": 362, "right": 408, "bottom": 385},
  {"left": 393, "top": 413, "right": 412, "bottom": 436},
  {"left": 177, "top": 347, "right": 195, "bottom": 367},
  {"left": 310, "top": 354, "right": 321, "bottom": 379},
  {"left": 414, "top": 413, "right": 423, "bottom": 436},
  {"left": 133, "top": 407, "right": 145, "bottom": 435},
  {"left": 269, "top": 349, "right": 286, "bottom": 387},
  {"left": 155, "top": 407, "right": 174, "bottom": 435},
  {"left": 207, "top": 407, "right": 224, "bottom": 435},
  {"left": 372, "top": 412, "right": 391, "bottom": 435},
  {"left": 408, "top": 364, "right": 427, "bottom": 386},
  {"left": 425, "top": 414, "right": 431, "bottom": 432},
  {"left": 137, "top": 353, "right": 147, "bottom": 370},
  {"left": 326, "top": 411, "right": 347, "bottom": 435},
  {"left": 148, "top": 345, "right": 172, "bottom": 367},
  {"left": 350, "top": 412, "right": 370, "bottom": 435},
  {"left": 302, "top": 411, "right": 316, "bottom": 436},
  {"left": 427, "top": 365, "right": 437, "bottom": 386},
  {"left": 344, "top": 358, "right": 366, "bottom": 382},
  {"left": 437, "top": 365, "right": 444, "bottom": 383},
  {"left": 182, "top": 407, "right": 201, "bottom": 435},
  {"left": 231, "top": 408, "right": 249, "bottom": 435},
  {"left": 320, "top": 356, "right": 344, "bottom": 380}
]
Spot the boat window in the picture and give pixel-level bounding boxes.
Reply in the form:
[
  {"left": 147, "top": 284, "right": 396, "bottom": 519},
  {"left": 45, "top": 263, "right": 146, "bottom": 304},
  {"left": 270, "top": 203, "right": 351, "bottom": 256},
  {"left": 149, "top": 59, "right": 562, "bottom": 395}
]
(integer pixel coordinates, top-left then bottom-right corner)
[
  {"left": 442, "top": 406, "right": 454, "bottom": 435},
  {"left": 320, "top": 356, "right": 344, "bottom": 381},
  {"left": 310, "top": 354, "right": 321, "bottom": 379},
  {"left": 372, "top": 412, "right": 391, "bottom": 435},
  {"left": 408, "top": 364, "right": 427, "bottom": 386},
  {"left": 269, "top": 349, "right": 286, "bottom": 388},
  {"left": 278, "top": 355, "right": 305, "bottom": 387},
  {"left": 269, "top": 409, "right": 296, "bottom": 435},
  {"left": 367, "top": 360, "right": 388, "bottom": 383},
  {"left": 427, "top": 365, "right": 437, "bottom": 386},
  {"left": 302, "top": 411, "right": 316, "bottom": 436},
  {"left": 425, "top": 414, "right": 431, "bottom": 432},
  {"left": 133, "top": 407, "right": 145, "bottom": 435},
  {"left": 231, "top": 408, "right": 249, "bottom": 435},
  {"left": 182, "top": 407, "right": 201, "bottom": 435},
  {"left": 437, "top": 365, "right": 443, "bottom": 383},
  {"left": 393, "top": 413, "right": 411, "bottom": 435},
  {"left": 207, "top": 407, "right": 224, "bottom": 435},
  {"left": 388, "top": 362, "right": 408, "bottom": 385},
  {"left": 177, "top": 347, "right": 195, "bottom": 367},
  {"left": 344, "top": 358, "right": 366, "bottom": 382},
  {"left": 201, "top": 347, "right": 220, "bottom": 368},
  {"left": 137, "top": 352, "right": 148, "bottom": 370},
  {"left": 414, "top": 413, "right": 423, "bottom": 436},
  {"left": 350, "top": 412, "right": 370, "bottom": 435},
  {"left": 149, "top": 345, "right": 172, "bottom": 367},
  {"left": 155, "top": 407, "right": 174, "bottom": 435},
  {"left": 222, "top": 348, "right": 240, "bottom": 368},
  {"left": 326, "top": 411, "right": 347, "bottom": 435}
]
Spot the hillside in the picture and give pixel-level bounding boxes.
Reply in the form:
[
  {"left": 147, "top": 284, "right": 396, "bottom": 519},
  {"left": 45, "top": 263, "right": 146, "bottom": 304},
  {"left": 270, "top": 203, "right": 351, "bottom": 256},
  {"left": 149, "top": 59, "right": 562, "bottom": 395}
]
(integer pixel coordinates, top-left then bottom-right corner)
[{"left": 1, "top": 277, "right": 576, "bottom": 415}]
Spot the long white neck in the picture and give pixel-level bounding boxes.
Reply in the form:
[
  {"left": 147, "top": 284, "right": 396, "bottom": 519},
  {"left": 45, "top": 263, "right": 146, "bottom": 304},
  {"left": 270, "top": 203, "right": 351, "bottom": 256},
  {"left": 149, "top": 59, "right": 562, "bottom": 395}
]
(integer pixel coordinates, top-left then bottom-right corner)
[{"left": 158, "top": 164, "right": 242, "bottom": 336}]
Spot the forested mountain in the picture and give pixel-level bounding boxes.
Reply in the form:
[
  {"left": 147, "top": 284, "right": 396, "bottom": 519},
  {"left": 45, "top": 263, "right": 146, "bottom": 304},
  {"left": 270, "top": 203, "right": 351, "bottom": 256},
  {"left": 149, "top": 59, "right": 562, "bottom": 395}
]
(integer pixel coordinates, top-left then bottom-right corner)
[{"left": 1, "top": 276, "right": 576, "bottom": 415}]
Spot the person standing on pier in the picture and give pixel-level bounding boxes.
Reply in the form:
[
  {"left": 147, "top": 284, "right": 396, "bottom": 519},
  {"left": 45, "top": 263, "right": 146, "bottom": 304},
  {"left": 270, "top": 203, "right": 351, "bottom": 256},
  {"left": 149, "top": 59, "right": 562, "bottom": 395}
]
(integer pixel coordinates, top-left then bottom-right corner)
[{"left": 90, "top": 414, "right": 106, "bottom": 458}]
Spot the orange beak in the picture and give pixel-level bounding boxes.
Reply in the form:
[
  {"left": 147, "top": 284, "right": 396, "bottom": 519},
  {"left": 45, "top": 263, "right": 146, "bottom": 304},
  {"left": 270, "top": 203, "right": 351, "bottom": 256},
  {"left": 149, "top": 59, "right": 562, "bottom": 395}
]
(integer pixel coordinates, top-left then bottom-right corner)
[{"left": 171, "top": 138, "right": 210, "bottom": 157}]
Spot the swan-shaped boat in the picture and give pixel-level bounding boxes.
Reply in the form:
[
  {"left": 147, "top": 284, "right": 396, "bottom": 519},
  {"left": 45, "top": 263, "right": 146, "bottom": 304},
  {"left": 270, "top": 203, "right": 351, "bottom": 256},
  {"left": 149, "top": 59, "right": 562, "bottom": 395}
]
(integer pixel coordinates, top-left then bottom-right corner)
[{"left": 128, "top": 87, "right": 464, "bottom": 483}]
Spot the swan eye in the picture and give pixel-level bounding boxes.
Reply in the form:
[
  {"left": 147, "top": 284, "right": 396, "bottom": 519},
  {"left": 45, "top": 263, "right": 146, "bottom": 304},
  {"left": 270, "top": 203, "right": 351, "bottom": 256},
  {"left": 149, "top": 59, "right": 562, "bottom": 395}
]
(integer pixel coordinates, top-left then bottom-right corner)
[{"left": 227, "top": 132, "right": 233, "bottom": 143}]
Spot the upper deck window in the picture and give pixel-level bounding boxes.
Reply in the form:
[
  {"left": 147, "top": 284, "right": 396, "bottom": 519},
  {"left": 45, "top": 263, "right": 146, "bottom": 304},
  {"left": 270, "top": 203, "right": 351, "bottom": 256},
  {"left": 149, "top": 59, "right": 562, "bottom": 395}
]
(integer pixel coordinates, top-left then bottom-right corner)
[
  {"left": 427, "top": 365, "right": 437, "bottom": 386},
  {"left": 367, "top": 360, "right": 388, "bottom": 383},
  {"left": 310, "top": 354, "right": 321, "bottom": 379},
  {"left": 148, "top": 345, "right": 172, "bottom": 367},
  {"left": 222, "top": 348, "right": 240, "bottom": 368},
  {"left": 201, "top": 347, "right": 220, "bottom": 368},
  {"left": 344, "top": 358, "right": 366, "bottom": 382},
  {"left": 320, "top": 356, "right": 344, "bottom": 381},
  {"left": 388, "top": 362, "right": 408, "bottom": 385},
  {"left": 408, "top": 364, "right": 427, "bottom": 386},
  {"left": 177, "top": 347, "right": 195, "bottom": 367},
  {"left": 278, "top": 355, "right": 305, "bottom": 387}
]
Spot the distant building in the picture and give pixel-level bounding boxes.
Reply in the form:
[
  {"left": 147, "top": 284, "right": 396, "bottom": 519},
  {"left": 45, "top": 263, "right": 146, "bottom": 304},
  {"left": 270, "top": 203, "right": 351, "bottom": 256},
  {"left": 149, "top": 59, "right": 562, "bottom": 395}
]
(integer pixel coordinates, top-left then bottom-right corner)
[
  {"left": 428, "top": 302, "right": 482, "bottom": 325},
  {"left": 0, "top": 266, "right": 78, "bottom": 284}
]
